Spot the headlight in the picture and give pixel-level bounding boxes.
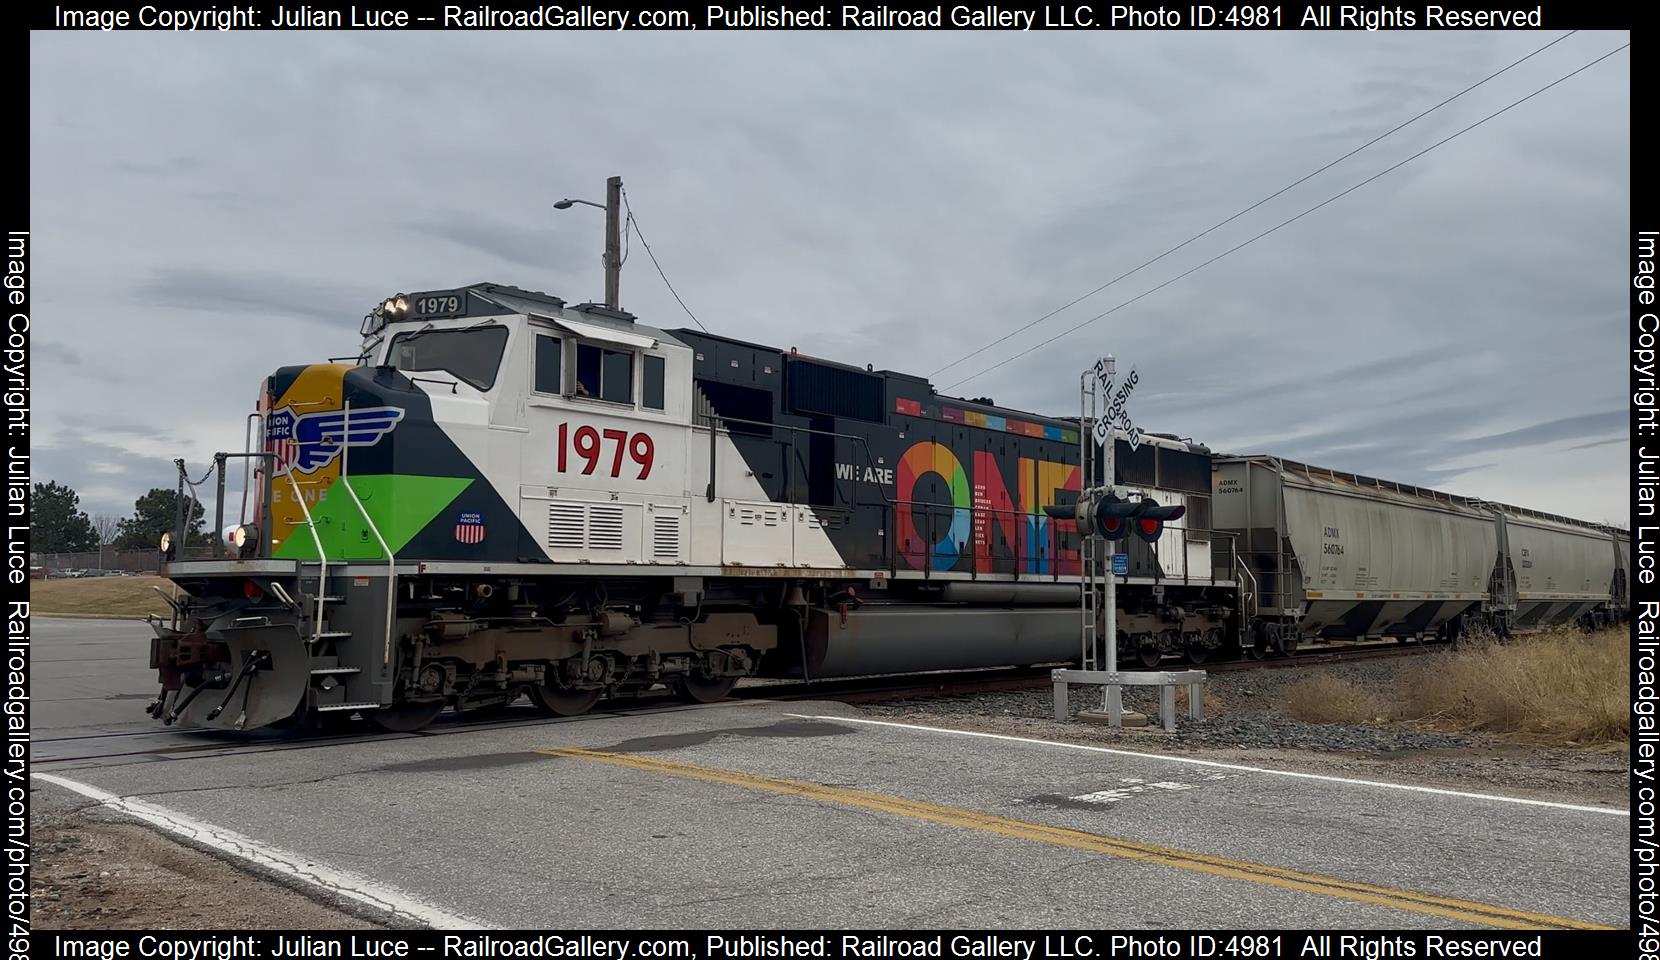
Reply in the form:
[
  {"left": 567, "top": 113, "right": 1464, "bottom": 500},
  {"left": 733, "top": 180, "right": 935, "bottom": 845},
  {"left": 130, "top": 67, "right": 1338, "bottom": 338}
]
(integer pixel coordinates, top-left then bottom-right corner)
[
  {"left": 393, "top": 294, "right": 409, "bottom": 314},
  {"left": 159, "top": 531, "right": 175, "bottom": 562},
  {"left": 234, "top": 524, "right": 259, "bottom": 559}
]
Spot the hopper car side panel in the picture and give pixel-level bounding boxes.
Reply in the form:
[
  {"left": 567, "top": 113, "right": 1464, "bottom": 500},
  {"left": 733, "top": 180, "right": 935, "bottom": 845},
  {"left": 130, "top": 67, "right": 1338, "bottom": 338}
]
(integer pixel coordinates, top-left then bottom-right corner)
[
  {"left": 1501, "top": 514, "right": 1619, "bottom": 627},
  {"left": 1215, "top": 456, "right": 1499, "bottom": 640}
]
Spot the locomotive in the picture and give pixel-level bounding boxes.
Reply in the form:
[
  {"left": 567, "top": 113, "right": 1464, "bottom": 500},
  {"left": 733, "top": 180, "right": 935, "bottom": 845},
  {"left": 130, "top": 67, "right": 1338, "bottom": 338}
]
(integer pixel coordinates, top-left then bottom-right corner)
[{"left": 146, "top": 281, "right": 1628, "bottom": 732}]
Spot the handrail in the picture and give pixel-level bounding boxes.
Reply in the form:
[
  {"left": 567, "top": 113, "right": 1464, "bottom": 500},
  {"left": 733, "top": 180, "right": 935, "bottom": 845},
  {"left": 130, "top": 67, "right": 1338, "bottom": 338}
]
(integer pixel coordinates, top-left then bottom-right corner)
[
  {"left": 338, "top": 400, "right": 397, "bottom": 667},
  {"left": 692, "top": 412, "right": 899, "bottom": 509},
  {"left": 284, "top": 471, "right": 328, "bottom": 644},
  {"left": 1233, "top": 539, "right": 1259, "bottom": 623},
  {"left": 335, "top": 477, "right": 396, "bottom": 666}
]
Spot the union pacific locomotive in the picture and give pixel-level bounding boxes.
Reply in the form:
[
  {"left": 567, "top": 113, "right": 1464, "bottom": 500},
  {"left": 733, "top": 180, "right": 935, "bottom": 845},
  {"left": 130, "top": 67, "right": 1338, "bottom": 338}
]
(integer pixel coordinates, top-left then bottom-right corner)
[{"left": 147, "top": 282, "right": 1628, "bottom": 732}]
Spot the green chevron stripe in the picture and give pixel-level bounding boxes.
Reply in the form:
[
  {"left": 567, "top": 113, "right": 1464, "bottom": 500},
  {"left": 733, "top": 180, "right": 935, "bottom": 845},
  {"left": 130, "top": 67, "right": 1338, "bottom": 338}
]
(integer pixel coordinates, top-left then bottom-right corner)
[{"left": 275, "top": 475, "right": 472, "bottom": 561}]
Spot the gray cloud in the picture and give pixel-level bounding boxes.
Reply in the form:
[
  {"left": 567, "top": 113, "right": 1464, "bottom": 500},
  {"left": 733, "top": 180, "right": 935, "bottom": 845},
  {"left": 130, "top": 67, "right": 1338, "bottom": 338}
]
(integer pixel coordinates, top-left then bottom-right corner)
[
  {"left": 135, "top": 268, "right": 372, "bottom": 327},
  {"left": 28, "top": 30, "right": 1631, "bottom": 521},
  {"left": 1459, "top": 410, "right": 1626, "bottom": 454}
]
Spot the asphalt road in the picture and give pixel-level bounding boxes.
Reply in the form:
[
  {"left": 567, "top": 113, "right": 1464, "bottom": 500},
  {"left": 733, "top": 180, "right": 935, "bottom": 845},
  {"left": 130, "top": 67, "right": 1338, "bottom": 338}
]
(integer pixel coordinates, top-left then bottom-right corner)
[{"left": 32, "top": 618, "right": 1630, "bottom": 930}]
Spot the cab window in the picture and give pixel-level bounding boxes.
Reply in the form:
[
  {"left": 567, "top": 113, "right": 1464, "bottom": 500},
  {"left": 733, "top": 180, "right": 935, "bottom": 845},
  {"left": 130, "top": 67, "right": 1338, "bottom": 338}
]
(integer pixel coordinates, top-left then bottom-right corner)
[
  {"left": 643, "top": 355, "right": 665, "bottom": 410},
  {"left": 534, "top": 334, "right": 562, "bottom": 394},
  {"left": 576, "top": 343, "right": 633, "bottom": 404},
  {"left": 388, "top": 326, "right": 508, "bottom": 391}
]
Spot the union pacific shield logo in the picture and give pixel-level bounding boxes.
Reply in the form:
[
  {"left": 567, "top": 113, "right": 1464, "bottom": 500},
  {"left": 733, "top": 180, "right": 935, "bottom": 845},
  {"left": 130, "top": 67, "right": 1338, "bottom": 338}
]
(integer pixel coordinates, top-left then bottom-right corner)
[
  {"left": 454, "top": 512, "right": 486, "bottom": 544},
  {"left": 266, "top": 406, "right": 404, "bottom": 475}
]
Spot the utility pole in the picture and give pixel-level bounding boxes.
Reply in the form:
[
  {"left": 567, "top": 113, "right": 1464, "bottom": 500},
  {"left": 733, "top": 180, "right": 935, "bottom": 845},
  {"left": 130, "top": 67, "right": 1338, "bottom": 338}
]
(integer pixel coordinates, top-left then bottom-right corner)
[{"left": 603, "top": 175, "right": 622, "bottom": 309}]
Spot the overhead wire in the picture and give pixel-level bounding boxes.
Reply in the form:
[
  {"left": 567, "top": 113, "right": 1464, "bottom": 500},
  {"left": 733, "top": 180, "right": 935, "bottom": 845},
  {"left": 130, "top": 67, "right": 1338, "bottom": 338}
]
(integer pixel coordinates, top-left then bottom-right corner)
[
  {"left": 943, "top": 41, "right": 1630, "bottom": 392},
  {"left": 621, "top": 188, "right": 708, "bottom": 331},
  {"left": 928, "top": 30, "right": 1581, "bottom": 379}
]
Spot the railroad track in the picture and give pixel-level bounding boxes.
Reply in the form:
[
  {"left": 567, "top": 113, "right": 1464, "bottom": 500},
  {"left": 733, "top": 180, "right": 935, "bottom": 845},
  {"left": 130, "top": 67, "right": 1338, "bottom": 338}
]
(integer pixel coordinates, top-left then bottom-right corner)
[
  {"left": 750, "top": 637, "right": 1447, "bottom": 701},
  {"left": 40, "top": 641, "right": 1446, "bottom": 767}
]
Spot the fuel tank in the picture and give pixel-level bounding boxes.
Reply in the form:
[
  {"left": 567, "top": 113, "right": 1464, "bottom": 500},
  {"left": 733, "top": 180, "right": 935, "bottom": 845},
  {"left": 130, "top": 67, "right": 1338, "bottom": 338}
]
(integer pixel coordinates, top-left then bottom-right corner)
[{"left": 796, "top": 603, "right": 1078, "bottom": 678}]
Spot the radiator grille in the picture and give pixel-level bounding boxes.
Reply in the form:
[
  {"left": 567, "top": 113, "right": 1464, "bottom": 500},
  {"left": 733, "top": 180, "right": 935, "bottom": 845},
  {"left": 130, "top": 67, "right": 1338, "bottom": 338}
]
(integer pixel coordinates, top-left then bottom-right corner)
[
  {"left": 588, "top": 504, "right": 625, "bottom": 551},
  {"left": 547, "top": 502, "right": 585, "bottom": 550},
  {"left": 651, "top": 513, "right": 682, "bottom": 561}
]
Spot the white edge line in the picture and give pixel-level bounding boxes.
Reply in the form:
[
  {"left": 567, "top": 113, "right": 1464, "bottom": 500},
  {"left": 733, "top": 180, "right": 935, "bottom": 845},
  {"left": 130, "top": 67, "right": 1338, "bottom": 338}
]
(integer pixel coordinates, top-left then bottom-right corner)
[
  {"left": 786, "top": 714, "right": 1631, "bottom": 818},
  {"left": 33, "top": 772, "right": 492, "bottom": 929}
]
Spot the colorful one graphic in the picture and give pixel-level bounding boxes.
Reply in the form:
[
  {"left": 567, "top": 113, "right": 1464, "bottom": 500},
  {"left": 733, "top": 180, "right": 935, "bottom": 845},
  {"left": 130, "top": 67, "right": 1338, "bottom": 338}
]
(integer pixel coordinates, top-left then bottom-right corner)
[
  {"left": 266, "top": 405, "right": 404, "bottom": 476},
  {"left": 893, "top": 397, "right": 1080, "bottom": 445},
  {"left": 896, "top": 442, "right": 971, "bottom": 572},
  {"left": 455, "top": 512, "right": 487, "bottom": 544},
  {"left": 897, "top": 441, "right": 1080, "bottom": 574},
  {"left": 1022, "top": 457, "right": 1081, "bottom": 575}
]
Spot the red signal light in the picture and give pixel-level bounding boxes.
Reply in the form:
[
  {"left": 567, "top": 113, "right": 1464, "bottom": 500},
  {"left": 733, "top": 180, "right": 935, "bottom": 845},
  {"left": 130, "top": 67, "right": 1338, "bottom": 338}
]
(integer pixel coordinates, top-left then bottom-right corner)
[{"left": 1133, "top": 502, "right": 1186, "bottom": 543}]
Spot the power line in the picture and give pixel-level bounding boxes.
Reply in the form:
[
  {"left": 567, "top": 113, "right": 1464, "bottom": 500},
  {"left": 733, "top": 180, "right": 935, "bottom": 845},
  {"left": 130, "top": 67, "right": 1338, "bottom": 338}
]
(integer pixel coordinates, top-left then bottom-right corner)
[
  {"left": 944, "top": 41, "right": 1630, "bottom": 392},
  {"left": 620, "top": 189, "right": 708, "bottom": 331},
  {"left": 929, "top": 30, "right": 1580, "bottom": 379}
]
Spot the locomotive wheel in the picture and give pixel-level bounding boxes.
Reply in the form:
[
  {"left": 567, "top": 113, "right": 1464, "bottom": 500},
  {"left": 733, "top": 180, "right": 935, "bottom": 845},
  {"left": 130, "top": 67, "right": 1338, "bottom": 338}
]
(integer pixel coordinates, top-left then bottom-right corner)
[
  {"left": 676, "top": 675, "right": 738, "bottom": 704},
  {"left": 1185, "top": 643, "right": 1210, "bottom": 665},
  {"left": 1137, "top": 643, "right": 1163, "bottom": 669},
  {"left": 366, "top": 699, "right": 446, "bottom": 733},
  {"left": 529, "top": 682, "right": 602, "bottom": 717}
]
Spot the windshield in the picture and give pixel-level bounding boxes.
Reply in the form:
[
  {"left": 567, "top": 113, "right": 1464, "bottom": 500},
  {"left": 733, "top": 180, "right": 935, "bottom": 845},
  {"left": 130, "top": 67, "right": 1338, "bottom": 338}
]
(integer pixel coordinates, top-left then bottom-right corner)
[{"left": 387, "top": 326, "right": 508, "bottom": 390}]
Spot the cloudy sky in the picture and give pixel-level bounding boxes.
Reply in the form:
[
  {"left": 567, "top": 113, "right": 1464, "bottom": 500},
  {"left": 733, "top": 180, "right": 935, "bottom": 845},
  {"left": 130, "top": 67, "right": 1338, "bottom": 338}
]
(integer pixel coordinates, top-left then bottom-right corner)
[{"left": 30, "top": 29, "right": 1630, "bottom": 525}]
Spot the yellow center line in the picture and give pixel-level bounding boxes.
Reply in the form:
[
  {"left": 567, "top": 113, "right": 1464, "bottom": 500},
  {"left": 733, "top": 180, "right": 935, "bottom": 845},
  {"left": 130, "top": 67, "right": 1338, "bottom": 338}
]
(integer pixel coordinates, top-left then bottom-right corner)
[{"left": 538, "top": 747, "right": 1610, "bottom": 932}]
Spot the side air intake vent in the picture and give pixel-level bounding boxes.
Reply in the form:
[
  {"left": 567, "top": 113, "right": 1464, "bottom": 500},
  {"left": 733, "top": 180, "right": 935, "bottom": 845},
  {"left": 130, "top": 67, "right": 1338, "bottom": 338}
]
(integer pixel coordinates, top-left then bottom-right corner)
[{"left": 786, "top": 359, "right": 882, "bottom": 422}]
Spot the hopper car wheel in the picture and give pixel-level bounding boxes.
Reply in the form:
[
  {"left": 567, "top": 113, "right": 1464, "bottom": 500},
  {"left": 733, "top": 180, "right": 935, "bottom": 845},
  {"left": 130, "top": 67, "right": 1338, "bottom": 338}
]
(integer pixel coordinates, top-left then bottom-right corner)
[
  {"left": 676, "top": 675, "right": 738, "bottom": 704},
  {"left": 529, "top": 682, "right": 603, "bottom": 717},
  {"left": 1277, "top": 632, "right": 1301, "bottom": 656},
  {"left": 1248, "top": 624, "right": 1272, "bottom": 660},
  {"left": 366, "top": 699, "right": 446, "bottom": 733}
]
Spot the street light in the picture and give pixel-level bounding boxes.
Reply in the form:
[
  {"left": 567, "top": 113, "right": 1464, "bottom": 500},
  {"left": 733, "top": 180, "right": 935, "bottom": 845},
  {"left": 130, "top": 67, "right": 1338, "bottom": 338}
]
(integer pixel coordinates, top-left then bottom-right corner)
[{"left": 552, "top": 175, "right": 623, "bottom": 309}]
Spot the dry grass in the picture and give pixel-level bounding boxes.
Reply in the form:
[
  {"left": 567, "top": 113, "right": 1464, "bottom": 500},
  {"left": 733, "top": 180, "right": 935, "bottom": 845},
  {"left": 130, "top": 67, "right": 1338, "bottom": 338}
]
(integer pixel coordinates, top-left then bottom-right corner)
[
  {"left": 1282, "top": 626, "right": 1628, "bottom": 746},
  {"left": 1284, "top": 673, "right": 1393, "bottom": 725},
  {"left": 31, "top": 576, "right": 177, "bottom": 619},
  {"left": 1400, "top": 626, "right": 1628, "bottom": 745}
]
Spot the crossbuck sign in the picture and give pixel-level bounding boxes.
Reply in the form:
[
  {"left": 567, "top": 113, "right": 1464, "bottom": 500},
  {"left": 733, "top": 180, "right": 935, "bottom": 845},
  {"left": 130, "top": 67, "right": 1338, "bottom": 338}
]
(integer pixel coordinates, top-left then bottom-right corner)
[{"left": 1090, "top": 358, "right": 1143, "bottom": 452}]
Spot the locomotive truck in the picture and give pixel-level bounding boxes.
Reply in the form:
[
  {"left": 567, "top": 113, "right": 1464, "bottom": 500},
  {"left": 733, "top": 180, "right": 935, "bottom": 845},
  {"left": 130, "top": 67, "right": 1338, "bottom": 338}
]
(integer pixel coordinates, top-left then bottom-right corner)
[{"left": 145, "top": 282, "right": 1627, "bottom": 732}]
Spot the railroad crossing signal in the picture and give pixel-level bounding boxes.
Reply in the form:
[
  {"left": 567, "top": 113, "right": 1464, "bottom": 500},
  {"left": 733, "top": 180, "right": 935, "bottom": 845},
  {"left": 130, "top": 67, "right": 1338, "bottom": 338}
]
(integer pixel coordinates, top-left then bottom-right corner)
[
  {"left": 1134, "top": 500, "right": 1187, "bottom": 542},
  {"left": 1084, "top": 491, "right": 1186, "bottom": 543},
  {"left": 1046, "top": 487, "right": 1188, "bottom": 544},
  {"left": 1091, "top": 362, "right": 1143, "bottom": 452},
  {"left": 1091, "top": 493, "right": 1143, "bottom": 540}
]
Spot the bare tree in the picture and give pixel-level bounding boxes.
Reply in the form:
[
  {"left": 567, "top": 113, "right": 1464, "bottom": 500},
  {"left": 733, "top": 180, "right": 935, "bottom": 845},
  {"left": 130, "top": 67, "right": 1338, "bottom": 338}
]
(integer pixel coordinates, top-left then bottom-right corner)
[{"left": 92, "top": 514, "right": 120, "bottom": 571}]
